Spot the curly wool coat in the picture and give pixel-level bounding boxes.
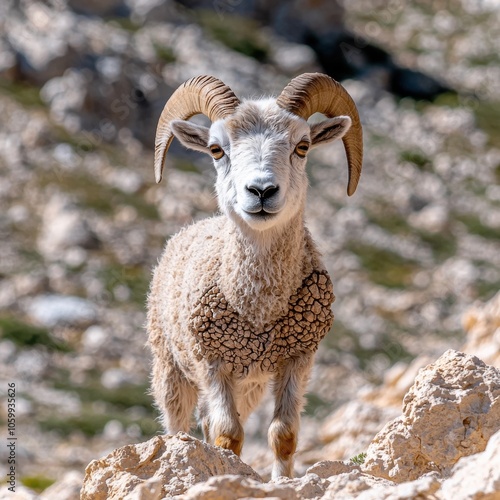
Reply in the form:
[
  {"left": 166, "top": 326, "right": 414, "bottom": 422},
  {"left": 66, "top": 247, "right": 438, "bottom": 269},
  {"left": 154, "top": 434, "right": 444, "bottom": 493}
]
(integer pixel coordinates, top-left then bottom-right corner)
[{"left": 147, "top": 213, "right": 334, "bottom": 383}]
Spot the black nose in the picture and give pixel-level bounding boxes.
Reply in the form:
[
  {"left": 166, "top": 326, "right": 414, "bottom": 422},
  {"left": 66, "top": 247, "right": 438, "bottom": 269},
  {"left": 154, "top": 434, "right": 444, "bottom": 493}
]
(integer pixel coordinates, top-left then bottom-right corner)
[{"left": 246, "top": 184, "right": 279, "bottom": 200}]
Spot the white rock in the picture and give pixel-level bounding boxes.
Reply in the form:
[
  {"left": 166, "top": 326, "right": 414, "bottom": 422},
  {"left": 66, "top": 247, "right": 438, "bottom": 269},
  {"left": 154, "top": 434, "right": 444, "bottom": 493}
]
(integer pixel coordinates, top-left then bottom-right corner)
[
  {"left": 36, "top": 193, "right": 98, "bottom": 260},
  {"left": 322, "top": 470, "right": 395, "bottom": 499},
  {"left": 0, "top": 485, "right": 38, "bottom": 499},
  {"left": 13, "top": 350, "right": 48, "bottom": 379},
  {"left": 80, "top": 433, "right": 262, "bottom": 499},
  {"left": 363, "top": 350, "right": 500, "bottom": 482},
  {"left": 356, "top": 473, "right": 441, "bottom": 500},
  {"left": 271, "top": 41, "right": 319, "bottom": 74},
  {"left": 0, "top": 340, "right": 16, "bottom": 364},
  {"left": 103, "top": 420, "right": 124, "bottom": 440},
  {"left": 40, "top": 70, "right": 87, "bottom": 125},
  {"left": 439, "top": 428, "right": 500, "bottom": 499},
  {"left": 306, "top": 460, "right": 360, "bottom": 478},
  {"left": 26, "top": 294, "right": 97, "bottom": 327},
  {"left": 40, "top": 470, "right": 84, "bottom": 500},
  {"left": 408, "top": 203, "right": 449, "bottom": 233},
  {"left": 81, "top": 325, "right": 108, "bottom": 352},
  {"left": 63, "top": 247, "right": 88, "bottom": 267},
  {"left": 181, "top": 475, "right": 298, "bottom": 499},
  {"left": 101, "top": 368, "right": 136, "bottom": 389}
]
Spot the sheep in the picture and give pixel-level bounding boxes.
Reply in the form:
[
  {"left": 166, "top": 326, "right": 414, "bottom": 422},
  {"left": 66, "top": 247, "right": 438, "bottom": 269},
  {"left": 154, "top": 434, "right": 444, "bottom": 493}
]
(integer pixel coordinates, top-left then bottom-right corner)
[{"left": 147, "top": 73, "right": 363, "bottom": 479}]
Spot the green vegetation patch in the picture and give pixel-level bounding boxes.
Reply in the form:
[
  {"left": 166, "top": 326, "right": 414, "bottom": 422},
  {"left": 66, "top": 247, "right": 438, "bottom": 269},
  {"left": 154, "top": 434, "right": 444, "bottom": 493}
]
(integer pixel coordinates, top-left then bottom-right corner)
[
  {"left": 196, "top": 10, "right": 269, "bottom": 62},
  {"left": 348, "top": 243, "right": 418, "bottom": 288},
  {"left": 114, "top": 189, "right": 160, "bottom": 220},
  {"left": 474, "top": 100, "right": 500, "bottom": 148},
  {"left": 468, "top": 53, "right": 500, "bottom": 67},
  {"left": 494, "top": 163, "right": 500, "bottom": 183},
  {"left": 107, "top": 18, "right": 141, "bottom": 32},
  {"left": 456, "top": 214, "right": 499, "bottom": 240},
  {"left": 100, "top": 263, "right": 150, "bottom": 306},
  {"left": 400, "top": 150, "right": 432, "bottom": 171},
  {"left": 0, "top": 81, "right": 45, "bottom": 108},
  {"left": 0, "top": 316, "right": 70, "bottom": 352},
  {"left": 51, "top": 171, "right": 113, "bottom": 213},
  {"left": 350, "top": 452, "right": 367, "bottom": 465},
  {"left": 433, "top": 92, "right": 461, "bottom": 108},
  {"left": 39, "top": 168, "right": 159, "bottom": 220},
  {"left": 44, "top": 373, "right": 161, "bottom": 438},
  {"left": 476, "top": 279, "right": 500, "bottom": 302},
  {"left": 418, "top": 229, "right": 457, "bottom": 261},
  {"left": 366, "top": 201, "right": 411, "bottom": 235},
  {"left": 174, "top": 157, "right": 202, "bottom": 174},
  {"left": 20, "top": 475, "right": 56, "bottom": 493},
  {"left": 324, "top": 321, "right": 413, "bottom": 372},
  {"left": 38, "top": 409, "right": 161, "bottom": 437},
  {"left": 304, "top": 393, "right": 331, "bottom": 418},
  {"left": 154, "top": 44, "right": 176, "bottom": 64},
  {"left": 53, "top": 376, "right": 153, "bottom": 409}
]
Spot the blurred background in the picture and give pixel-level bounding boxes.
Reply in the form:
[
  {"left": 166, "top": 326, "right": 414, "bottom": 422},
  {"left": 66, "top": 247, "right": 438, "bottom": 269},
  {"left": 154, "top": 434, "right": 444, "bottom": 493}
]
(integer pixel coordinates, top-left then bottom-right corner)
[{"left": 0, "top": 0, "right": 499, "bottom": 492}]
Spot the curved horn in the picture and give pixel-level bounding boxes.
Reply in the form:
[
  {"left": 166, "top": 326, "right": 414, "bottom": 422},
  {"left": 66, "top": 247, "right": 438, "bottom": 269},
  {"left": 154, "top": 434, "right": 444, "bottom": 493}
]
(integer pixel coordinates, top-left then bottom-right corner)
[
  {"left": 154, "top": 75, "right": 240, "bottom": 183},
  {"left": 276, "top": 73, "right": 363, "bottom": 196}
]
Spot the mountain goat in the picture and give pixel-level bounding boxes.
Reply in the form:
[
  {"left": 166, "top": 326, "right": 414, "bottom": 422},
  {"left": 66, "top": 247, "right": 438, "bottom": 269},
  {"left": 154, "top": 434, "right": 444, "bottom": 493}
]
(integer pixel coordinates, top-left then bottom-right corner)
[{"left": 147, "top": 73, "right": 363, "bottom": 478}]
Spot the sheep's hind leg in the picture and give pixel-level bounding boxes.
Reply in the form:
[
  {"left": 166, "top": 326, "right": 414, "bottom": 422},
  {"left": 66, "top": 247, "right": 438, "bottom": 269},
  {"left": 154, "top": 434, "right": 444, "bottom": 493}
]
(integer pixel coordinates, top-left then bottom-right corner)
[
  {"left": 197, "top": 397, "right": 211, "bottom": 442},
  {"left": 150, "top": 349, "right": 197, "bottom": 434}
]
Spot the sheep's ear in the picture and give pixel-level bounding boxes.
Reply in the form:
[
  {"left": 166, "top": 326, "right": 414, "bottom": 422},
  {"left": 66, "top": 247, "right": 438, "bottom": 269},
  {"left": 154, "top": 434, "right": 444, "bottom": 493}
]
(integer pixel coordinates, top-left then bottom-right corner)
[
  {"left": 171, "top": 120, "right": 210, "bottom": 154},
  {"left": 310, "top": 116, "right": 352, "bottom": 148}
]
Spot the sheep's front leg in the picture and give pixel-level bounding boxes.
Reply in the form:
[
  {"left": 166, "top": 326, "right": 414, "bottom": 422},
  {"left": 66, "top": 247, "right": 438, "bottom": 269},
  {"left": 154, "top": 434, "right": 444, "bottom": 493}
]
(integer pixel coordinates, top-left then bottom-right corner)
[
  {"left": 201, "top": 369, "right": 244, "bottom": 456},
  {"left": 268, "top": 354, "right": 314, "bottom": 479}
]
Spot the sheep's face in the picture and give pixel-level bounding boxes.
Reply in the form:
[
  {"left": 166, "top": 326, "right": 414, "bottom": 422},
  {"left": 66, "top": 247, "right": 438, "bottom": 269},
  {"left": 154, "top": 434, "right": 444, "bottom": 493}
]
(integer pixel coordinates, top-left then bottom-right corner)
[{"left": 171, "top": 100, "right": 351, "bottom": 233}]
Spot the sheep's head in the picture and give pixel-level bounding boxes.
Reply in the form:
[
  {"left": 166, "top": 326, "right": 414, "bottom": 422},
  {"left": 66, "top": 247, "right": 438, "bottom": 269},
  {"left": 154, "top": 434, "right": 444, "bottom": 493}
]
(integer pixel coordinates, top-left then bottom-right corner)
[{"left": 154, "top": 74, "right": 363, "bottom": 232}]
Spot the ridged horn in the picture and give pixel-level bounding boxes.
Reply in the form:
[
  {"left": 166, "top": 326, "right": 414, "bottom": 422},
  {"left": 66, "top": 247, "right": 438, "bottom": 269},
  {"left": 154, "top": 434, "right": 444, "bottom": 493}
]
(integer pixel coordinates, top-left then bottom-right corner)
[
  {"left": 154, "top": 75, "right": 240, "bottom": 183},
  {"left": 276, "top": 73, "right": 363, "bottom": 196}
]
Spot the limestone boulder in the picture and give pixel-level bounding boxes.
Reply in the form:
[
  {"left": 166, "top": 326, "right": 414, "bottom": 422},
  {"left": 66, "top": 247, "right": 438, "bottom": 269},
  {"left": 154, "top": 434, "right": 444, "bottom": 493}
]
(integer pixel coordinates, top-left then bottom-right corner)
[
  {"left": 39, "top": 471, "right": 83, "bottom": 500},
  {"left": 355, "top": 474, "right": 441, "bottom": 500},
  {"left": 80, "top": 433, "right": 262, "bottom": 499},
  {"left": 438, "top": 428, "right": 500, "bottom": 499},
  {"left": 179, "top": 475, "right": 299, "bottom": 499},
  {"left": 179, "top": 469, "right": 392, "bottom": 500},
  {"left": 320, "top": 470, "right": 395, "bottom": 500},
  {"left": 363, "top": 350, "right": 500, "bottom": 482},
  {"left": 78, "top": 350, "right": 500, "bottom": 499}
]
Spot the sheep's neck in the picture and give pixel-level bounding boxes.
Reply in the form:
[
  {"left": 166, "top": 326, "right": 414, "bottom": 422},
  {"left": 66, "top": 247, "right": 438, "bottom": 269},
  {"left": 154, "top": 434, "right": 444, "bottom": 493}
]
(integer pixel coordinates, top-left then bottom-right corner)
[{"left": 219, "top": 214, "right": 313, "bottom": 330}]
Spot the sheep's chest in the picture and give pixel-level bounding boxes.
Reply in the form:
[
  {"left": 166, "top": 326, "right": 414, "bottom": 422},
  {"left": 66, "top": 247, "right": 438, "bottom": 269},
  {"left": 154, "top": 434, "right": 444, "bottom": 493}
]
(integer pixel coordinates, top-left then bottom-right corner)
[{"left": 189, "top": 271, "right": 334, "bottom": 377}]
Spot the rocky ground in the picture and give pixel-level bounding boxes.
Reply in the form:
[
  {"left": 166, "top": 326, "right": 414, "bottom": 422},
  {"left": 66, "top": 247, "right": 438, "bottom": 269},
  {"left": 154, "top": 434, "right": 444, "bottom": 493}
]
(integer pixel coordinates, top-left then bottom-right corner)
[
  {"left": 0, "top": 0, "right": 499, "bottom": 497},
  {"left": 59, "top": 340, "right": 500, "bottom": 499}
]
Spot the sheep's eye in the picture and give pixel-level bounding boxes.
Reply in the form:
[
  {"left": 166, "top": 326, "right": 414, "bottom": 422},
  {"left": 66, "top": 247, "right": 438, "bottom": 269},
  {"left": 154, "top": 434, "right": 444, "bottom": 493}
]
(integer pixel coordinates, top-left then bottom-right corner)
[
  {"left": 294, "top": 141, "right": 310, "bottom": 158},
  {"left": 209, "top": 144, "right": 225, "bottom": 160}
]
